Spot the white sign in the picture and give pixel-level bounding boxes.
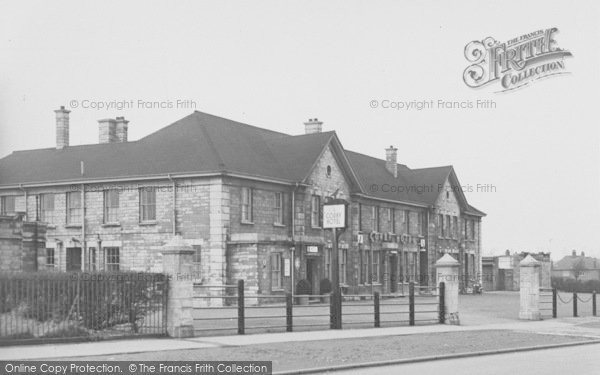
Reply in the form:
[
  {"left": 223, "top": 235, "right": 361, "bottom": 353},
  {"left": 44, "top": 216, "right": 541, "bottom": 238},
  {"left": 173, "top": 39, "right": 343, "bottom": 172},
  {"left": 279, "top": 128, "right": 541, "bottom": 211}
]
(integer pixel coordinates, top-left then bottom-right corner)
[
  {"left": 498, "top": 256, "right": 513, "bottom": 269},
  {"left": 323, "top": 204, "right": 346, "bottom": 228},
  {"left": 284, "top": 258, "right": 291, "bottom": 276},
  {"left": 306, "top": 246, "right": 319, "bottom": 253}
]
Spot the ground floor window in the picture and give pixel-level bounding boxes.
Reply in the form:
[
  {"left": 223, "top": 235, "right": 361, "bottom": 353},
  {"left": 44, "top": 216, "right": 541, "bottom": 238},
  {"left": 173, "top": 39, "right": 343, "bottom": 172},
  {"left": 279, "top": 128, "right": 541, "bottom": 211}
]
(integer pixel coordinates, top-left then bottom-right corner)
[
  {"left": 360, "top": 249, "right": 369, "bottom": 284},
  {"left": 373, "top": 251, "right": 381, "bottom": 283},
  {"left": 192, "top": 245, "right": 202, "bottom": 277},
  {"left": 270, "top": 253, "right": 283, "bottom": 290},
  {"left": 46, "top": 248, "right": 55, "bottom": 269},
  {"left": 324, "top": 248, "right": 332, "bottom": 280},
  {"left": 105, "top": 247, "right": 120, "bottom": 271}
]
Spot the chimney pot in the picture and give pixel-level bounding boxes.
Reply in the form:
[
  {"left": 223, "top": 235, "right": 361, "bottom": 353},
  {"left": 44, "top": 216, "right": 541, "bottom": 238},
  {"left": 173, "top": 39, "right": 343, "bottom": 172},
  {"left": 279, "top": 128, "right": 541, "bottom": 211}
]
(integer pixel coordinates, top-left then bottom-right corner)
[
  {"left": 304, "top": 118, "right": 323, "bottom": 134},
  {"left": 54, "top": 106, "right": 71, "bottom": 149}
]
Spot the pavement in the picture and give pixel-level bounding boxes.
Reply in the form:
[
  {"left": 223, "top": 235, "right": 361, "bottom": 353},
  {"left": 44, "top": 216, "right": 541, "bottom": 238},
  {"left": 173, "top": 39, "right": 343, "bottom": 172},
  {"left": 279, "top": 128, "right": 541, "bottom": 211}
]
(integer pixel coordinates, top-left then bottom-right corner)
[{"left": 2, "top": 316, "right": 600, "bottom": 361}]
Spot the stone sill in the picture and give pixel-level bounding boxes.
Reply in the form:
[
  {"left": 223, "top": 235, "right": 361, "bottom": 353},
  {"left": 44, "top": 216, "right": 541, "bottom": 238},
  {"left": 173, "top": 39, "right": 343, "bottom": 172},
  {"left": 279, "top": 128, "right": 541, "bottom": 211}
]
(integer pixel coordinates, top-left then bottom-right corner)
[
  {"left": 65, "top": 224, "right": 82, "bottom": 229},
  {"left": 102, "top": 222, "right": 121, "bottom": 228},
  {"left": 273, "top": 223, "right": 286, "bottom": 228},
  {"left": 241, "top": 221, "right": 254, "bottom": 225},
  {"left": 139, "top": 221, "right": 158, "bottom": 226}
]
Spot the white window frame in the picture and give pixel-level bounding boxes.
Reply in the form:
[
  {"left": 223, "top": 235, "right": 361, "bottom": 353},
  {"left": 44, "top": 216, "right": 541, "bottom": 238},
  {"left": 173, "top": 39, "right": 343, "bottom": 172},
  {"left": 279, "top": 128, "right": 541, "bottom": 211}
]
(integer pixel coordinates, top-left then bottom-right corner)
[
  {"left": 66, "top": 191, "right": 82, "bottom": 225},
  {"left": 103, "top": 189, "right": 120, "bottom": 224},
  {"left": 310, "top": 195, "right": 320, "bottom": 228},
  {"left": 241, "top": 187, "right": 253, "bottom": 223},
  {"left": 105, "top": 247, "right": 120, "bottom": 271},
  {"left": 270, "top": 252, "right": 283, "bottom": 290},
  {"left": 274, "top": 192, "right": 284, "bottom": 225},
  {"left": 39, "top": 194, "right": 55, "bottom": 224},
  {"left": 139, "top": 187, "right": 156, "bottom": 222}
]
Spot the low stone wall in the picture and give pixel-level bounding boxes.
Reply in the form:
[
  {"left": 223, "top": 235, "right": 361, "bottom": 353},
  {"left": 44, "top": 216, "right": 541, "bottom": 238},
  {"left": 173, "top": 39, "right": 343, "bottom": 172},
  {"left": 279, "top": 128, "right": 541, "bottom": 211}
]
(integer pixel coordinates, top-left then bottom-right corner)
[{"left": 0, "top": 215, "right": 46, "bottom": 272}]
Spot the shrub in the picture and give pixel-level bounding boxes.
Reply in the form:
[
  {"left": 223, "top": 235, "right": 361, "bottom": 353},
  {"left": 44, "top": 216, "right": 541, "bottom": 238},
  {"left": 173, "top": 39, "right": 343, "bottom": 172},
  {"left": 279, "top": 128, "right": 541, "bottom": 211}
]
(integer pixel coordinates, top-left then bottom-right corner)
[
  {"left": 551, "top": 277, "right": 600, "bottom": 293},
  {"left": 319, "top": 278, "right": 332, "bottom": 294},
  {"left": 296, "top": 279, "right": 312, "bottom": 295}
]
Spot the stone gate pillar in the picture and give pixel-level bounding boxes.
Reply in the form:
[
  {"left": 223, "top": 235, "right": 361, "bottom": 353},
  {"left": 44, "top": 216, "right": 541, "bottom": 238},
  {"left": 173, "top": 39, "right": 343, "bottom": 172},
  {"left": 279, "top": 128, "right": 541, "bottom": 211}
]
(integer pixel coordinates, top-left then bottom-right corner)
[
  {"left": 162, "top": 236, "right": 195, "bottom": 337},
  {"left": 519, "top": 254, "right": 541, "bottom": 320},
  {"left": 435, "top": 254, "right": 460, "bottom": 323}
]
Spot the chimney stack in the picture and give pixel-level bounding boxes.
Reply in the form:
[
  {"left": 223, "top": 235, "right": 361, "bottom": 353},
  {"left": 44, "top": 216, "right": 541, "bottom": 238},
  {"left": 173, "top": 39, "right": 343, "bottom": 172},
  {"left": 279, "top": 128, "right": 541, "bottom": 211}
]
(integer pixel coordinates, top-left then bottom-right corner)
[
  {"left": 304, "top": 118, "right": 323, "bottom": 134},
  {"left": 385, "top": 145, "right": 398, "bottom": 177},
  {"left": 98, "top": 119, "right": 117, "bottom": 143},
  {"left": 115, "top": 116, "right": 129, "bottom": 142},
  {"left": 581, "top": 251, "right": 585, "bottom": 257},
  {"left": 55, "top": 106, "right": 70, "bottom": 149},
  {"left": 572, "top": 250, "right": 577, "bottom": 257}
]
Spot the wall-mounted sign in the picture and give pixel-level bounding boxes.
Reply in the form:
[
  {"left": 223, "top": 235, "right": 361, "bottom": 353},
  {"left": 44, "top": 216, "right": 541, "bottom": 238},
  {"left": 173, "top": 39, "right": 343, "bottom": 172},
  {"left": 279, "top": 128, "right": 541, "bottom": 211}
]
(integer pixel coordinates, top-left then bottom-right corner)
[
  {"left": 323, "top": 204, "right": 346, "bottom": 229},
  {"left": 498, "top": 256, "right": 513, "bottom": 269},
  {"left": 284, "top": 258, "right": 291, "bottom": 276},
  {"left": 357, "top": 234, "right": 364, "bottom": 244},
  {"left": 369, "top": 231, "right": 423, "bottom": 246},
  {"left": 306, "top": 246, "right": 319, "bottom": 253}
]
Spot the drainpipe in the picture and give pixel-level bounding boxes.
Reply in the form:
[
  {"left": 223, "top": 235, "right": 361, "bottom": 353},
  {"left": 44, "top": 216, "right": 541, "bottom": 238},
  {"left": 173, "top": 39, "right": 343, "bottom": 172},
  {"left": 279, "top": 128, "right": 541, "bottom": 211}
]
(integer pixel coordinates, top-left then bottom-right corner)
[
  {"left": 168, "top": 174, "right": 176, "bottom": 235},
  {"left": 81, "top": 183, "right": 85, "bottom": 271}
]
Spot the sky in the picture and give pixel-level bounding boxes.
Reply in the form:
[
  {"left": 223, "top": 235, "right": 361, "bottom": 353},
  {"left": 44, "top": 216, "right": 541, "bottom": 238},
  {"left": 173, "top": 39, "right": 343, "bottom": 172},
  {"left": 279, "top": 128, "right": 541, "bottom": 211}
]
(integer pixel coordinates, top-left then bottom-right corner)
[{"left": 0, "top": 0, "right": 598, "bottom": 260}]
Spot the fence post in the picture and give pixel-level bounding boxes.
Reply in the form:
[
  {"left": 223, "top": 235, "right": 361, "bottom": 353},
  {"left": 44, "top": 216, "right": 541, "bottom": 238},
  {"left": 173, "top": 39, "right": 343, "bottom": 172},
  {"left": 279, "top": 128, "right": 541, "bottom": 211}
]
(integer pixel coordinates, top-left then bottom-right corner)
[
  {"left": 374, "top": 292, "right": 380, "bottom": 328},
  {"left": 438, "top": 282, "right": 446, "bottom": 324},
  {"left": 573, "top": 292, "right": 578, "bottom": 318},
  {"left": 409, "top": 282, "right": 415, "bottom": 326},
  {"left": 286, "top": 293, "right": 293, "bottom": 332},
  {"left": 552, "top": 288, "right": 557, "bottom": 318},
  {"left": 162, "top": 236, "right": 195, "bottom": 338},
  {"left": 435, "top": 254, "right": 460, "bottom": 324},
  {"left": 593, "top": 291, "right": 597, "bottom": 317},
  {"left": 238, "top": 279, "right": 245, "bottom": 335}
]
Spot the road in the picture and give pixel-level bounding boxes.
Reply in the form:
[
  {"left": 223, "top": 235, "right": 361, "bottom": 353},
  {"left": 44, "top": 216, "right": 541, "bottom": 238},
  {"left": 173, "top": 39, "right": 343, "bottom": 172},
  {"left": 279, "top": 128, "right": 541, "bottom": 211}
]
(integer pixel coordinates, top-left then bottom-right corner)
[{"left": 337, "top": 343, "right": 600, "bottom": 375}]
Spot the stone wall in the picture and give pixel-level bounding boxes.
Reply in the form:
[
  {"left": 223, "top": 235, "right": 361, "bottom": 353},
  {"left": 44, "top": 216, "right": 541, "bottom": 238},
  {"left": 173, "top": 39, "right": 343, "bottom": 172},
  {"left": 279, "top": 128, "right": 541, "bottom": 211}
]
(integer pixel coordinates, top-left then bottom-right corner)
[{"left": 0, "top": 215, "right": 46, "bottom": 271}]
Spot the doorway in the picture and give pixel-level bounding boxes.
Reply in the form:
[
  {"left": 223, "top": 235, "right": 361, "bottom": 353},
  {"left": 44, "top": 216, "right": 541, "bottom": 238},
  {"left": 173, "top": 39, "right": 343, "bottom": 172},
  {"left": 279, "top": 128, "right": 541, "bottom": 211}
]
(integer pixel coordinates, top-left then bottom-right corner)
[
  {"left": 306, "top": 258, "right": 319, "bottom": 295},
  {"left": 66, "top": 247, "right": 82, "bottom": 272}
]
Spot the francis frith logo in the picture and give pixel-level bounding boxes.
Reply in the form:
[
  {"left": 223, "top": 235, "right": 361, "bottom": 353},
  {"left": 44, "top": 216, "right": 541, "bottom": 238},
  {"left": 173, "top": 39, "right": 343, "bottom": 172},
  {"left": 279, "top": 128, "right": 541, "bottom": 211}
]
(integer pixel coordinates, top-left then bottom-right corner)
[{"left": 463, "top": 27, "right": 572, "bottom": 92}]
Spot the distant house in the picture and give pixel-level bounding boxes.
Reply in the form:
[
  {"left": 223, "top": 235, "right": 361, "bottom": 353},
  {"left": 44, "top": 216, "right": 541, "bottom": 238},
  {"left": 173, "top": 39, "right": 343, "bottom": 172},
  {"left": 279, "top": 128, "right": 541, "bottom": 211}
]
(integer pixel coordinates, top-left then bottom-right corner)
[
  {"left": 552, "top": 251, "right": 600, "bottom": 281},
  {"left": 482, "top": 251, "right": 551, "bottom": 291}
]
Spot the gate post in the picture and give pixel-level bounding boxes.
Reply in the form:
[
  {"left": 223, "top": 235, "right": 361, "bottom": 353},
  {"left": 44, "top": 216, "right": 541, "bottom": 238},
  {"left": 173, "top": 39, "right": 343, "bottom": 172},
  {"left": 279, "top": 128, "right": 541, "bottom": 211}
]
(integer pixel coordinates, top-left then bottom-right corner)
[
  {"left": 237, "top": 279, "right": 245, "bottom": 334},
  {"left": 438, "top": 282, "right": 446, "bottom": 324},
  {"left": 573, "top": 292, "right": 578, "bottom": 317},
  {"left": 374, "top": 292, "right": 380, "bottom": 328},
  {"left": 552, "top": 288, "right": 557, "bottom": 318},
  {"left": 409, "top": 282, "right": 415, "bottom": 326},
  {"left": 519, "top": 255, "right": 541, "bottom": 320},
  {"left": 162, "top": 236, "right": 195, "bottom": 338},
  {"left": 435, "top": 254, "right": 460, "bottom": 324}
]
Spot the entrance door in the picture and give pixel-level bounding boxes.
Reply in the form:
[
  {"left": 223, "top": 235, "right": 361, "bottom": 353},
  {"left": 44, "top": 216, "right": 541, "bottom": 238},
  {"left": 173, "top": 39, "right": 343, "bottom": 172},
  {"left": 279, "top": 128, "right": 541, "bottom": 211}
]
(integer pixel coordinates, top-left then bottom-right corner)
[
  {"left": 390, "top": 254, "right": 398, "bottom": 293},
  {"left": 306, "top": 258, "right": 319, "bottom": 295},
  {"left": 66, "top": 247, "right": 82, "bottom": 271},
  {"left": 419, "top": 251, "right": 428, "bottom": 286}
]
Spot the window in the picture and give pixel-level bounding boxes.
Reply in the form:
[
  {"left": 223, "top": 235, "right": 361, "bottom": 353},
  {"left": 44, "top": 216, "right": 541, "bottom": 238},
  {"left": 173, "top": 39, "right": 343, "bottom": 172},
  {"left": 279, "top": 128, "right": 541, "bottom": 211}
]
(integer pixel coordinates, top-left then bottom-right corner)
[
  {"left": 453, "top": 216, "right": 458, "bottom": 239},
  {"left": 464, "top": 218, "right": 468, "bottom": 238},
  {"left": 241, "top": 187, "right": 253, "bottom": 223},
  {"left": 390, "top": 208, "right": 396, "bottom": 233},
  {"left": 373, "top": 251, "right": 381, "bottom": 283},
  {"left": 270, "top": 253, "right": 283, "bottom": 290},
  {"left": 360, "top": 249, "right": 368, "bottom": 284},
  {"left": 404, "top": 210, "right": 410, "bottom": 234},
  {"left": 417, "top": 212, "right": 424, "bottom": 235},
  {"left": 339, "top": 249, "right": 347, "bottom": 284},
  {"left": 104, "top": 190, "right": 119, "bottom": 223},
  {"left": 66, "top": 191, "right": 82, "bottom": 225},
  {"left": 408, "top": 252, "right": 416, "bottom": 279},
  {"left": 192, "top": 245, "right": 202, "bottom": 277},
  {"left": 324, "top": 248, "right": 332, "bottom": 280},
  {"left": 46, "top": 248, "right": 55, "bottom": 269},
  {"left": 439, "top": 214, "right": 445, "bottom": 237},
  {"left": 311, "top": 195, "right": 321, "bottom": 228},
  {"left": 39, "top": 194, "right": 55, "bottom": 224},
  {"left": 358, "top": 204, "right": 363, "bottom": 231},
  {"left": 372, "top": 206, "right": 379, "bottom": 231},
  {"left": 274, "top": 192, "right": 284, "bottom": 225},
  {"left": 470, "top": 220, "right": 475, "bottom": 240},
  {"left": 0, "top": 196, "right": 16, "bottom": 215},
  {"left": 446, "top": 215, "right": 451, "bottom": 238},
  {"left": 139, "top": 187, "right": 156, "bottom": 222},
  {"left": 326, "top": 165, "right": 332, "bottom": 177},
  {"left": 88, "top": 247, "right": 96, "bottom": 271},
  {"left": 105, "top": 247, "right": 120, "bottom": 271}
]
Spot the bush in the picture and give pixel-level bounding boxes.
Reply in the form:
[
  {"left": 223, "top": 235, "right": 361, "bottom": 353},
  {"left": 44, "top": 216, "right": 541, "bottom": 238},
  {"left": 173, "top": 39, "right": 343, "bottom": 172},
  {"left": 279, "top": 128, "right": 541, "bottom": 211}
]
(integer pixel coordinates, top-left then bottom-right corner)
[
  {"left": 0, "top": 271, "right": 167, "bottom": 332},
  {"left": 296, "top": 279, "right": 312, "bottom": 295},
  {"left": 552, "top": 277, "right": 600, "bottom": 293},
  {"left": 319, "top": 278, "right": 332, "bottom": 294}
]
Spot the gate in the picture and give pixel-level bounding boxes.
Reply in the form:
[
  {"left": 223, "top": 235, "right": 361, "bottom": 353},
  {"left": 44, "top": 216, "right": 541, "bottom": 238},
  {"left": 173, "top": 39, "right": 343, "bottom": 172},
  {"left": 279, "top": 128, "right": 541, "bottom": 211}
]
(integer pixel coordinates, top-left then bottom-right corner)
[{"left": 0, "top": 271, "right": 168, "bottom": 345}]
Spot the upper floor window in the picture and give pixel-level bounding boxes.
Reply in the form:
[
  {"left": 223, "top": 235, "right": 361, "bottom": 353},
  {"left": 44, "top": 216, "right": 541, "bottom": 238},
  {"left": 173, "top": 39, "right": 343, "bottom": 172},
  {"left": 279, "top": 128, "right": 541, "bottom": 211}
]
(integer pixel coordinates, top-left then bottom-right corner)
[
  {"left": 358, "top": 203, "right": 363, "bottom": 231},
  {"left": 446, "top": 215, "right": 452, "bottom": 238},
  {"left": 66, "top": 191, "right": 82, "bottom": 225},
  {"left": 453, "top": 216, "right": 458, "bottom": 239},
  {"left": 371, "top": 206, "right": 379, "bottom": 232},
  {"left": 390, "top": 208, "right": 396, "bottom": 233},
  {"left": 417, "top": 212, "right": 425, "bottom": 235},
  {"left": 104, "top": 190, "right": 120, "bottom": 223},
  {"left": 39, "top": 194, "right": 55, "bottom": 224},
  {"left": 139, "top": 187, "right": 156, "bottom": 222},
  {"left": 439, "top": 214, "right": 445, "bottom": 237},
  {"left": 1, "top": 196, "right": 16, "bottom": 215},
  {"left": 404, "top": 210, "right": 410, "bottom": 234},
  {"left": 241, "top": 187, "right": 253, "bottom": 223},
  {"left": 470, "top": 220, "right": 476, "bottom": 240},
  {"left": 105, "top": 247, "right": 120, "bottom": 271},
  {"left": 311, "top": 195, "right": 321, "bottom": 228},
  {"left": 274, "top": 192, "right": 284, "bottom": 225}
]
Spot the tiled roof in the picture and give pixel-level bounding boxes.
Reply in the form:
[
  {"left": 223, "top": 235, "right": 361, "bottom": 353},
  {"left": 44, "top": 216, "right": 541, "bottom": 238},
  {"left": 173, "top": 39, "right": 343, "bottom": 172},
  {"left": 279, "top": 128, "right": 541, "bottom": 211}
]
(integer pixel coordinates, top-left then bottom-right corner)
[
  {"left": 554, "top": 255, "right": 600, "bottom": 270},
  {"left": 0, "top": 110, "right": 485, "bottom": 214}
]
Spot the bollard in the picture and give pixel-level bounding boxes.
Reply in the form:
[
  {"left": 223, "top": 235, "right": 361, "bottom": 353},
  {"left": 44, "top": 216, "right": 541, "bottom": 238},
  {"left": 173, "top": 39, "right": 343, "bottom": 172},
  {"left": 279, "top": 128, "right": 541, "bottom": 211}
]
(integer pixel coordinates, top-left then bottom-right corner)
[
  {"left": 374, "top": 292, "right": 380, "bottom": 328},
  {"left": 552, "top": 288, "right": 557, "bottom": 319},
  {"left": 286, "top": 293, "right": 293, "bottom": 332},
  {"left": 573, "top": 292, "right": 578, "bottom": 318},
  {"left": 439, "top": 282, "right": 446, "bottom": 324},
  {"left": 237, "top": 279, "right": 245, "bottom": 335},
  {"left": 409, "top": 282, "right": 415, "bottom": 326},
  {"left": 593, "top": 291, "right": 597, "bottom": 317}
]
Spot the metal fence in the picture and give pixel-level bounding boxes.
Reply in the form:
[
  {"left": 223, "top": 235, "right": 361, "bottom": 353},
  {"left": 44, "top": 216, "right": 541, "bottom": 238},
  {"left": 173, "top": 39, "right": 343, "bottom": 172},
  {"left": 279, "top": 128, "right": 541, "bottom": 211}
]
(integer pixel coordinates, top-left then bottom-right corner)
[
  {"left": 539, "top": 288, "right": 598, "bottom": 319},
  {"left": 0, "top": 272, "right": 168, "bottom": 345},
  {"left": 192, "top": 281, "right": 445, "bottom": 336}
]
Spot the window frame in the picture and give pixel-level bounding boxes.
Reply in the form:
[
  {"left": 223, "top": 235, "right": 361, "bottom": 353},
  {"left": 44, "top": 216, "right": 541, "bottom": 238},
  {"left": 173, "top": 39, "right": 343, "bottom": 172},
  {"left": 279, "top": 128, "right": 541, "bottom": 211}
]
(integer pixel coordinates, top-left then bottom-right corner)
[
  {"left": 339, "top": 249, "right": 348, "bottom": 284},
  {"left": 192, "top": 245, "right": 202, "bottom": 277},
  {"left": 39, "top": 193, "right": 55, "bottom": 224},
  {"left": 105, "top": 247, "right": 120, "bottom": 271},
  {"left": 372, "top": 206, "right": 379, "bottom": 232},
  {"left": 139, "top": 187, "right": 157, "bottom": 222},
  {"left": 373, "top": 251, "right": 381, "bottom": 284},
  {"left": 274, "top": 192, "right": 284, "bottom": 225},
  {"left": 46, "top": 248, "right": 55, "bottom": 269},
  {"left": 270, "top": 252, "right": 283, "bottom": 290},
  {"left": 103, "top": 189, "right": 120, "bottom": 224},
  {"left": 310, "top": 195, "right": 321, "bottom": 228},
  {"left": 241, "top": 187, "right": 253, "bottom": 223},
  {"left": 404, "top": 210, "right": 410, "bottom": 234},
  {"left": 66, "top": 191, "right": 82, "bottom": 225},
  {"left": 0, "top": 196, "right": 16, "bottom": 215}
]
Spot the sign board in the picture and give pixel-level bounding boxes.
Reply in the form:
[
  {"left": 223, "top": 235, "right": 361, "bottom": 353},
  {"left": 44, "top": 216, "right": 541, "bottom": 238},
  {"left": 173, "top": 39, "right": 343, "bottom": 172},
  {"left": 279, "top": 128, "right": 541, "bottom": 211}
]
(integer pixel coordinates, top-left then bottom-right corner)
[
  {"left": 323, "top": 204, "right": 346, "bottom": 228},
  {"left": 306, "top": 246, "right": 319, "bottom": 253},
  {"left": 284, "top": 258, "right": 291, "bottom": 276},
  {"left": 498, "top": 256, "right": 513, "bottom": 269}
]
